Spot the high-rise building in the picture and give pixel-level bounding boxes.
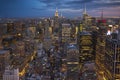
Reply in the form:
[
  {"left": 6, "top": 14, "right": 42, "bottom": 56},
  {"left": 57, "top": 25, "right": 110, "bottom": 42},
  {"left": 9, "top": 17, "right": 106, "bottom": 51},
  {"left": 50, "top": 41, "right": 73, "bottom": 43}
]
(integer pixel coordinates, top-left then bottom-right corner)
[
  {"left": 53, "top": 8, "right": 60, "bottom": 35},
  {"left": 0, "top": 23, "right": 7, "bottom": 36},
  {"left": 43, "top": 19, "right": 52, "bottom": 50},
  {"left": 95, "top": 33, "right": 106, "bottom": 79},
  {"left": 78, "top": 31, "right": 94, "bottom": 63},
  {"left": 82, "top": 4, "right": 92, "bottom": 28},
  {"left": 15, "top": 41, "right": 25, "bottom": 57},
  {"left": 6, "top": 23, "right": 14, "bottom": 35},
  {"left": 104, "top": 34, "right": 120, "bottom": 79},
  {"left": 61, "top": 23, "right": 71, "bottom": 42},
  {"left": 3, "top": 67, "right": 19, "bottom": 80},
  {"left": 0, "top": 50, "right": 10, "bottom": 78},
  {"left": 67, "top": 44, "right": 79, "bottom": 63},
  {"left": 95, "top": 14, "right": 107, "bottom": 78},
  {"left": 66, "top": 44, "right": 79, "bottom": 79},
  {"left": 55, "top": 8, "right": 59, "bottom": 18},
  {"left": 27, "top": 26, "right": 36, "bottom": 38},
  {"left": 44, "top": 19, "right": 50, "bottom": 38}
]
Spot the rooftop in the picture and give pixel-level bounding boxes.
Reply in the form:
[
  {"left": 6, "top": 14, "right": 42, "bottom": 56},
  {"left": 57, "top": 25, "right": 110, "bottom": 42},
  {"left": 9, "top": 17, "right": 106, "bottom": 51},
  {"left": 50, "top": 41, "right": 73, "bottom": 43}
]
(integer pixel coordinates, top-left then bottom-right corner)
[
  {"left": 67, "top": 44, "right": 78, "bottom": 50},
  {"left": 79, "top": 31, "right": 91, "bottom": 35},
  {"left": 0, "top": 50, "right": 9, "bottom": 55}
]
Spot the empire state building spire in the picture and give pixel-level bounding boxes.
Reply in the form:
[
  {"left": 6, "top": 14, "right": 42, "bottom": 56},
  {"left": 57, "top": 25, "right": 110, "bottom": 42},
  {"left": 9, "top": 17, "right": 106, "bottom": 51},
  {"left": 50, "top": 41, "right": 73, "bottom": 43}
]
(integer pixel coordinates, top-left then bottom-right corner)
[{"left": 55, "top": 8, "right": 59, "bottom": 17}]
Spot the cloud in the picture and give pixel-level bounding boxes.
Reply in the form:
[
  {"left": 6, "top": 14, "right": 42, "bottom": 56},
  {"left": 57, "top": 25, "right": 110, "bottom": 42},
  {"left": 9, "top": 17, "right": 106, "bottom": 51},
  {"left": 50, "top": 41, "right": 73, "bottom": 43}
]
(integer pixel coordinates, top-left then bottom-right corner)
[
  {"left": 93, "top": 0, "right": 120, "bottom": 3},
  {"left": 88, "top": 6, "right": 120, "bottom": 17},
  {"left": 66, "top": 0, "right": 93, "bottom": 4},
  {"left": 0, "top": 0, "right": 119, "bottom": 18},
  {"left": 38, "top": 0, "right": 63, "bottom": 8}
]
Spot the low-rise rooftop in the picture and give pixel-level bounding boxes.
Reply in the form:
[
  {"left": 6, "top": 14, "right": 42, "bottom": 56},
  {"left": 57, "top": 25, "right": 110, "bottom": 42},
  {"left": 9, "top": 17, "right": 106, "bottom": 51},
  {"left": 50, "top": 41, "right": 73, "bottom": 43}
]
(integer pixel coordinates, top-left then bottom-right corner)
[{"left": 0, "top": 50, "right": 9, "bottom": 55}]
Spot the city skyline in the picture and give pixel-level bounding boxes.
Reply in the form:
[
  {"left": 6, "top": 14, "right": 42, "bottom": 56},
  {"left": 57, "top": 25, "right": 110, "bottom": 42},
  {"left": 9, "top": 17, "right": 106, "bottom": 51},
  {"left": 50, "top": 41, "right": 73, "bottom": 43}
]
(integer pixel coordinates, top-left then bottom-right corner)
[{"left": 0, "top": 0, "right": 120, "bottom": 18}]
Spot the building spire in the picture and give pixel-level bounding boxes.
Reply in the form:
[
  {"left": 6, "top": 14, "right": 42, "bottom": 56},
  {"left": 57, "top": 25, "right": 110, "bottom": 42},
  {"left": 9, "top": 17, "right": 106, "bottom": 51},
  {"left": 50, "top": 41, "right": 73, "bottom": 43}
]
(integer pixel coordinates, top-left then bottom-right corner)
[
  {"left": 101, "top": 9, "right": 103, "bottom": 20},
  {"left": 83, "top": 4, "right": 87, "bottom": 15}
]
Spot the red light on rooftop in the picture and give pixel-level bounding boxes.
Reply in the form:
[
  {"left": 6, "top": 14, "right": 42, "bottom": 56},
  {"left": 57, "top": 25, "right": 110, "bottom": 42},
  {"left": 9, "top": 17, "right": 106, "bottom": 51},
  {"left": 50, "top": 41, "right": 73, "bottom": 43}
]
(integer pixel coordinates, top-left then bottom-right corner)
[{"left": 97, "top": 20, "right": 106, "bottom": 23}]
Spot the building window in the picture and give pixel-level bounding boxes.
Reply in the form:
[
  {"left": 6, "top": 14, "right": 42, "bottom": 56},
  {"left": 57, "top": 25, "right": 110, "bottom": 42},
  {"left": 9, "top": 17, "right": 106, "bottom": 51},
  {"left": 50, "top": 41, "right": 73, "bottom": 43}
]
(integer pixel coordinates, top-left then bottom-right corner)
[
  {"left": 0, "top": 63, "right": 2, "bottom": 71},
  {"left": 115, "top": 68, "right": 120, "bottom": 74}
]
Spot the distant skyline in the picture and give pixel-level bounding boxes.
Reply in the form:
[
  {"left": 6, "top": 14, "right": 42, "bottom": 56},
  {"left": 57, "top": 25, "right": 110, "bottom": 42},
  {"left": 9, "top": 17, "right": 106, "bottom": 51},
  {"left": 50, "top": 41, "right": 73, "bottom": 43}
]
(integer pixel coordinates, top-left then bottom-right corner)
[{"left": 0, "top": 0, "right": 120, "bottom": 18}]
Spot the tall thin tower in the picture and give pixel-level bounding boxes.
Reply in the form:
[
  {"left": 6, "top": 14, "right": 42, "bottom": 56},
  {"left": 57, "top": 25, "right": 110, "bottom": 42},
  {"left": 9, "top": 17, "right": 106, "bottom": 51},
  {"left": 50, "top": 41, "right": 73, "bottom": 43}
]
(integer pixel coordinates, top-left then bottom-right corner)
[
  {"left": 83, "top": 4, "right": 87, "bottom": 15},
  {"left": 83, "top": 3, "right": 88, "bottom": 28},
  {"left": 101, "top": 9, "right": 103, "bottom": 20}
]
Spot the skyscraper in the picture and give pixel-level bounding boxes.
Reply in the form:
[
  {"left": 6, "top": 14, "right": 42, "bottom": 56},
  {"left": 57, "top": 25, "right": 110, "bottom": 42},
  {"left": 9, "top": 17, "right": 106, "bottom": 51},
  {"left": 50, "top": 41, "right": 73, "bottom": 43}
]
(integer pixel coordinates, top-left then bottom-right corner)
[
  {"left": 3, "top": 67, "right": 19, "bottom": 80},
  {"left": 104, "top": 31, "right": 120, "bottom": 79},
  {"left": 61, "top": 23, "right": 71, "bottom": 42},
  {"left": 55, "top": 8, "right": 59, "bottom": 18},
  {"left": 82, "top": 4, "right": 92, "bottom": 29},
  {"left": 0, "top": 50, "right": 10, "bottom": 79},
  {"left": 53, "top": 8, "right": 60, "bottom": 37},
  {"left": 78, "top": 31, "right": 94, "bottom": 63}
]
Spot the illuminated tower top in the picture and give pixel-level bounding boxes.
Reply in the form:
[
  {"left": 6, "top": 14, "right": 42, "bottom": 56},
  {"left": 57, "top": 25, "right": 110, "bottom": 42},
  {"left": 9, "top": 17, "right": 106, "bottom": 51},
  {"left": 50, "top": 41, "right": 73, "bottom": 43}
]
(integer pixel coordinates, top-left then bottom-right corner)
[{"left": 55, "top": 8, "right": 59, "bottom": 17}]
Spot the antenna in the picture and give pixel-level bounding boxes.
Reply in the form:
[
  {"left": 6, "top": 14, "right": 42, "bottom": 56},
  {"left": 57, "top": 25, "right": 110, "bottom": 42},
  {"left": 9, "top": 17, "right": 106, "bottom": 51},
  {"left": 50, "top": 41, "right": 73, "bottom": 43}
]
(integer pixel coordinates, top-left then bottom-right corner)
[
  {"left": 83, "top": 3, "right": 87, "bottom": 14},
  {"left": 101, "top": 9, "right": 103, "bottom": 20},
  {"left": 85, "top": 3, "right": 86, "bottom": 14}
]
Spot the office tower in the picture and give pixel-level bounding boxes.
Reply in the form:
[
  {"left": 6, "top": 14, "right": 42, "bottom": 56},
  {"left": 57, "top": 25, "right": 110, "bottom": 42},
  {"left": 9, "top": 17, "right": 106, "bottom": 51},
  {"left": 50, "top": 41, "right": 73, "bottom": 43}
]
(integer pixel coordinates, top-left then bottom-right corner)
[
  {"left": 78, "top": 31, "right": 94, "bottom": 63},
  {"left": 82, "top": 4, "right": 88, "bottom": 26},
  {"left": 53, "top": 8, "right": 59, "bottom": 35},
  {"left": 0, "top": 23, "right": 7, "bottom": 36},
  {"left": 15, "top": 41, "right": 25, "bottom": 57},
  {"left": 67, "top": 44, "right": 79, "bottom": 63},
  {"left": 95, "top": 31, "right": 106, "bottom": 78},
  {"left": 0, "top": 50, "right": 10, "bottom": 79},
  {"left": 27, "top": 26, "right": 36, "bottom": 38},
  {"left": 43, "top": 19, "right": 52, "bottom": 50},
  {"left": 104, "top": 31, "right": 120, "bottom": 79},
  {"left": 6, "top": 23, "right": 14, "bottom": 35},
  {"left": 95, "top": 10, "right": 107, "bottom": 76},
  {"left": 61, "top": 23, "right": 71, "bottom": 42},
  {"left": 55, "top": 8, "right": 59, "bottom": 18},
  {"left": 44, "top": 19, "right": 50, "bottom": 38},
  {"left": 82, "top": 4, "right": 92, "bottom": 29},
  {"left": 67, "top": 44, "right": 79, "bottom": 79},
  {"left": 3, "top": 67, "right": 19, "bottom": 80}
]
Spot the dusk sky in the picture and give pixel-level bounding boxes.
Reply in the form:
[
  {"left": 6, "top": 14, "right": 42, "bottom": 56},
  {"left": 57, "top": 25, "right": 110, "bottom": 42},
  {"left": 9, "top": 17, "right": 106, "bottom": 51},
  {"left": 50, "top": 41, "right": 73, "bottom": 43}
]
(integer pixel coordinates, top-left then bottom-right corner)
[{"left": 0, "top": 0, "right": 120, "bottom": 18}]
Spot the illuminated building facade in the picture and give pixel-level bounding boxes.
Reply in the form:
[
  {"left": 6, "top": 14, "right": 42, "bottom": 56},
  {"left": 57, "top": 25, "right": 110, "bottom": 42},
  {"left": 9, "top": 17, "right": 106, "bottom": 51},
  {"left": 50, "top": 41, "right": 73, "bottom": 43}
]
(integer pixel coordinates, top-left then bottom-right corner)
[
  {"left": 3, "top": 67, "right": 19, "bottom": 80},
  {"left": 53, "top": 8, "right": 60, "bottom": 35},
  {"left": 61, "top": 23, "right": 71, "bottom": 42},
  {"left": 55, "top": 8, "right": 59, "bottom": 18},
  {"left": 82, "top": 4, "right": 93, "bottom": 29},
  {"left": 104, "top": 36, "right": 120, "bottom": 79},
  {"left": 44, "top": 19, "right": 50, "bottom": 38},
  {"left": 0, "top": 50, "right": 10, "bottom": 78},
  {"left": 0, "top": 23, "right": 7, "bottom": 36},
  {"left": 78, "top": 32, "right": 94, "bottom": 63},
  {"left": 27, "top": 26, "right": 36, "bottom": 38},
  {"left": 66, "top": 44, "right": 79, "bottom": 79},
  {"left": 15, "top": 41, "right": 25, "bottom": 57},
  {"left": 14, "top": 22, "right": 26, "bottom": 39},
  {"left": 67, "top": 44, "right": 79, "bottom": 63},
  {"left": 7, "top": 23, "right": 15, "bottom": 35},
  {"left": 95, "top": 34, "right": 106, "bottom": 78},
  {"left": 95, "top": 11, "right": 107, "bottom": 76}
]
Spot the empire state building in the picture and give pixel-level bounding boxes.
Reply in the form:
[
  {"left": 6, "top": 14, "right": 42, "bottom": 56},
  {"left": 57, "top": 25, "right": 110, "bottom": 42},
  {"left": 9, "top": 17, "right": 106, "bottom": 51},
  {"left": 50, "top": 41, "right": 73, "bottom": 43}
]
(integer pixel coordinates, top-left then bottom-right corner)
[{"left": 55, "top": 8, "right": 59, "bottom": 17}]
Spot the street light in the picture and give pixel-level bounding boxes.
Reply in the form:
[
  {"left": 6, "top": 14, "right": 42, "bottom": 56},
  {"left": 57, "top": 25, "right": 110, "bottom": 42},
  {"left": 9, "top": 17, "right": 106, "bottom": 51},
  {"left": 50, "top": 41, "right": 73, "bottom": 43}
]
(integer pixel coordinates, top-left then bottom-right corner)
[{"left": 17, "top": 33, "right": 21, "bottom": 36}]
